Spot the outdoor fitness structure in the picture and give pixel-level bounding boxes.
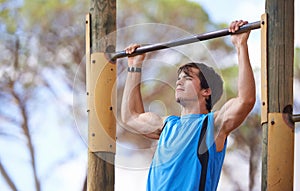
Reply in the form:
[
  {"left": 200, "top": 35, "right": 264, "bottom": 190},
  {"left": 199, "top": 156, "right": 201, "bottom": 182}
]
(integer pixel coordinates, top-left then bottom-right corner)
[{"left": 85, "top": 0, "right": 299, "bottom": 190}]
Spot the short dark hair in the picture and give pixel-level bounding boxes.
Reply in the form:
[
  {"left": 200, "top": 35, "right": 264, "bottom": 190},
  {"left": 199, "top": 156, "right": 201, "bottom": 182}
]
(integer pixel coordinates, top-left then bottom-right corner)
[{"left": 177, "top": 62, "right": 223, "bottom": 111}]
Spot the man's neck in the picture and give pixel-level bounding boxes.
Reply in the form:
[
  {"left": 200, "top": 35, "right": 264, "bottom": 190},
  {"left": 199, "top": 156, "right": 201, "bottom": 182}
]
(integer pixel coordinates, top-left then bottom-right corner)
[{"left": 180, "top": 101, "right": 208, "bottom": 116}]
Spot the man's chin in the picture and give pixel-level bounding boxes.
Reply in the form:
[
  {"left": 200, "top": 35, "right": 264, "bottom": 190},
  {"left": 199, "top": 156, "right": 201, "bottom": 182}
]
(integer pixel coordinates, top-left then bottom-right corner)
[
  {"left": 176, "top": 97, "right": 199, "bottom": 105},
  {"left": 176, "top": 98, "right": 186, "bottom": 105}
]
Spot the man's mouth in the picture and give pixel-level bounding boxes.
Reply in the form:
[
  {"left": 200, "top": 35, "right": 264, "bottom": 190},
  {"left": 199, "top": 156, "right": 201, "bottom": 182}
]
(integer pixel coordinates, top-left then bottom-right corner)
[{"left": 176, "top": 88, "right": 184, "bottom": 92}]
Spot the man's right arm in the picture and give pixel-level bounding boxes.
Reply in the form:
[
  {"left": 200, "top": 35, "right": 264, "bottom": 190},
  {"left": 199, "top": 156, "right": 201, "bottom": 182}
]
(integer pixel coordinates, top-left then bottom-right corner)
[{"left": 121, "top": 44, "right": 164, "bottom": 139}]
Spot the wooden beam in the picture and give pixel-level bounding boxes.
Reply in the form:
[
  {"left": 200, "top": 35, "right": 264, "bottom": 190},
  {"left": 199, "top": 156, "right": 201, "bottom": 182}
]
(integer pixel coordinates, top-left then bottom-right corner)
[
  {"left": 87, "top": 0, "right": 116, "bottom": 190},
  {"left": 262, "top": 0, "right": 295, "bottom": 190}
]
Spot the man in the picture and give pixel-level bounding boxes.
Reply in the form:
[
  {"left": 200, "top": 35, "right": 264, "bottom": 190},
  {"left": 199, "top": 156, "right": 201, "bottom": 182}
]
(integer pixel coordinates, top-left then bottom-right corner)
[{"left": 121, "top": 20, "right": 255, "bottom": 191}]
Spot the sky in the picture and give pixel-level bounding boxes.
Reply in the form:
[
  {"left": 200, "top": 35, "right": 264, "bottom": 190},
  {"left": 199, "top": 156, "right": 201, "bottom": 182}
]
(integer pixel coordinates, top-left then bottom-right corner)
[{"left": 193, "top": 0, "right": 300, "bottom": 47}]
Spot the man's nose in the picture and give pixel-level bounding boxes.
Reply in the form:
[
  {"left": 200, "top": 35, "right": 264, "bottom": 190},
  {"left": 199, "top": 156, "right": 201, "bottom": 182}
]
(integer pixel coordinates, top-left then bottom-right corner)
[{"left": 176, "top": 78, "right": 183, "bottom": 86}]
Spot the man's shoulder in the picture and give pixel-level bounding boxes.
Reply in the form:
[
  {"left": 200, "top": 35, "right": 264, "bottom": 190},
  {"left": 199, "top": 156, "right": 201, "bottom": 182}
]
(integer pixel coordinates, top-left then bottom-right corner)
[{"left": 164, "top": 115, "right": 179, "bottom": 123}]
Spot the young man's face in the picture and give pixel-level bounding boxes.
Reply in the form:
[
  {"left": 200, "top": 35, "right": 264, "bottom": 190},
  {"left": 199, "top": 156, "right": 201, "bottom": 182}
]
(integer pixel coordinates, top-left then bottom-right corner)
[{"left": 175, "top": 67, "right": 202, "bottom": 104}]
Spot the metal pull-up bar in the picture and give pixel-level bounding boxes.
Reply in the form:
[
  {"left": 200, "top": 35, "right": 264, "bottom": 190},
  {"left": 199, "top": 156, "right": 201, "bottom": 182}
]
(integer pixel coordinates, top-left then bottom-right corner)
[{"left": 110, "top": 21, "right": 261, "bottom": 61}]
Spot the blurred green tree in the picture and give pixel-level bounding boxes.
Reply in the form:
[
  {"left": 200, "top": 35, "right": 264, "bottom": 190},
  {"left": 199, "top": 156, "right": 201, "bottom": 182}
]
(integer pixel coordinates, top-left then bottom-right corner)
[{"left": 0, "top": 0, "right": 87, "bottom": 190}]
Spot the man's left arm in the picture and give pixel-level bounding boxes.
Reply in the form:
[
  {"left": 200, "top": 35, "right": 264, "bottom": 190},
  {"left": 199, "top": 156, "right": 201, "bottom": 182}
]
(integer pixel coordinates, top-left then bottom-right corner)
[{"left": 214, "top": 20, "right": 256, "bottom": 151}]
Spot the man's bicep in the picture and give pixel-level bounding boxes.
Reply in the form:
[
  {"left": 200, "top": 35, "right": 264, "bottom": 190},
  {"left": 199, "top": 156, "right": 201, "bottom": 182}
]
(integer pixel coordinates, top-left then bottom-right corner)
[
  {"left": 126, "top": 112, "right": 165, "bottom": 137},
  {"left": 215, "top": 98, "right": 250, "bottom": 135}
]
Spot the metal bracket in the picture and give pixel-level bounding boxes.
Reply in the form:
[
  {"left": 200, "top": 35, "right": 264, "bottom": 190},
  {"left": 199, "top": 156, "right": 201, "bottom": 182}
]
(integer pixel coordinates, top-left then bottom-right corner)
[
  {"left": 87, "top": 53, "right": 116, "bottom": 153},
  {"left": 261, "top": 13, "right": 268, "bottom": 125},
  {"left": 89, "top": 53, "right": 116, "bottom": 153},
  {"left": 86, "top": 13, "right": 116, "bottom": 153},
  {"left": 267, "top": 113, "right": 294, "bottom": 190},
  {"left": 86, "top": 13, "right": 91, "bottom": 115}
]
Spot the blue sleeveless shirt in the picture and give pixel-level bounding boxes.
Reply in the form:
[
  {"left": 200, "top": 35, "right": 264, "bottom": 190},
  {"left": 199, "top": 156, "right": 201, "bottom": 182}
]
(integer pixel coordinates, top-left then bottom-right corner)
[{"left": 146, "top": 113, "right": 227, "bottom": 191}]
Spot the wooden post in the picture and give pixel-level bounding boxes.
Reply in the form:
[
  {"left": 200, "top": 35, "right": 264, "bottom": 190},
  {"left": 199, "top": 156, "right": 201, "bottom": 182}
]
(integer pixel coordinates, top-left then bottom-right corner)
[
  {"left": 87, "top": 0, "right": 116, "bottom": 190},
  {"left": 262, "top": 0, "right": 294, "bottom": 190}
]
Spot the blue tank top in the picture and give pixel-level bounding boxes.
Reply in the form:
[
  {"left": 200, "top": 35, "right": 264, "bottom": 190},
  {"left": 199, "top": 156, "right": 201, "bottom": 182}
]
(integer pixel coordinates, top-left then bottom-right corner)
[{"left": 146, "top": 113, "right": 227, "bottom": 191}]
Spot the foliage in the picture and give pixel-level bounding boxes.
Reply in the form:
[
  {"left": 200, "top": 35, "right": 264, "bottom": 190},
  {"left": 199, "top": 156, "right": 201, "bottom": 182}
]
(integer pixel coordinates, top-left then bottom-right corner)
[
  {"left": 118, "top": 0, "right": 232, "bottom": 53},
  {"left": 0, "top": 0, "right": 87, "bottom": 190}
]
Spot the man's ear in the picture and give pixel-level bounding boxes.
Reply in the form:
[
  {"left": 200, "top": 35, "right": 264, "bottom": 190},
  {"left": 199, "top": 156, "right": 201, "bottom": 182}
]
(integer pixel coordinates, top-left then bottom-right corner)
[{"left": 202, "top": 88, "right": 212, "bottom": 98}]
